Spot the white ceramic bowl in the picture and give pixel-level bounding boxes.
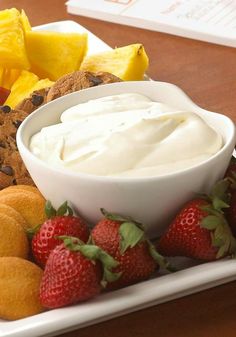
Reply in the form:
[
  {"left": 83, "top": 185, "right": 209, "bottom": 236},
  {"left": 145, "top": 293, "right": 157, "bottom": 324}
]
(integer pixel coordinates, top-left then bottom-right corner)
[{"left": 17, "top": 81, "right": 236, "bottom": 237}]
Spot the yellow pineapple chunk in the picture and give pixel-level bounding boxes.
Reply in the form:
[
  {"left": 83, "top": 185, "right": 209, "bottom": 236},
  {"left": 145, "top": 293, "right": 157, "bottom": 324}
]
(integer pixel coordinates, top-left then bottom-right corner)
[
  {"left": 5, "top": 70, "right": 39, "bottom": 108},
  {"left": 0, "top": 8, "right": 30, "bottom": 69},
  {"left": 5, "top": 70, "right": 54, "bottom": 108},
  {"left": 20, "top": 9, "right": 31, "bottom": 34},
  {"left": 33, "top": 78, "right": 54, "bottom": 91},
  {"left": 80, "top": 44, "right": 149, "bottom": 81},
  {"left": 25, "top": 31, "right": 88, "bottom": 81},
  {"left": 0, "top": 68, "right": 21, "bottom": 89}
]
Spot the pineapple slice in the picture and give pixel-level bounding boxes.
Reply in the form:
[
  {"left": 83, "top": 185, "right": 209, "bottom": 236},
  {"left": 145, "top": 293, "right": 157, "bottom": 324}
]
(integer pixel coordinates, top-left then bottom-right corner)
[
  {"left": 25, "top": 31, "right": 88, "bottom": 81},
  {"left": 0, "top": 69, "right": 3, "bottom": 87},
  {"left": 0, "top": 8, "right": 30, "bottom": 69},
  {"left": 4, "top": 70, "right": 53, "bottom": 108},
  {"left": 80, "top": 44, "right": 149, "bottom": 81},
  {"left": 20, "top": 9, "right": 31, "bottom": 34},
  {"left": 5, "top": 70, "right": 39, "bottom": 108},
  {"left": 0, "top": 68, "right": 21, "bottom": 89},
  {"left": 33, "top": 78, "right": 54, "bottom": 91}
]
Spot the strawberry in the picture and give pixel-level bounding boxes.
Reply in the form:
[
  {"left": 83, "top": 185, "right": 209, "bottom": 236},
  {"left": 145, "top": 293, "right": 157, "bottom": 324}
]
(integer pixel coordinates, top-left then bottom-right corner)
[
  {"left": 31, "top": 201, "right": 90, "bottom": 267},
  {"left": 0, "top": 87, "right": 10, "bottom": 105},
  {"left": 40, "top": 237, "right": 119, "bottom": 308},
  {"left": 91, "top": 209, "right": 170, "bottom": 289},
  {"left": 158, "top": 179, "right": 236, "bottom": 261}
]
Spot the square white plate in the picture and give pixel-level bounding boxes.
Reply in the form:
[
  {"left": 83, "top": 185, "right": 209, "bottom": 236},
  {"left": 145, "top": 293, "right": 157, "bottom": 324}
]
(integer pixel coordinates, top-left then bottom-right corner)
[{"left": 1, "top": 20, "right": 236, "bottom": 337}]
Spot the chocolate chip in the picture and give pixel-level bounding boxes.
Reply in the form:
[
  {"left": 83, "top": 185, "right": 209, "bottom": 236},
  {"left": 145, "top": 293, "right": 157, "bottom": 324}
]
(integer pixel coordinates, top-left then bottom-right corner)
[
  {"left": 0, "top": 141, "right": 6, "bottom": 148},
  {"left": 0, "top": 165, "right": 14, "bottom": 176},
  {"left": 0, "top": 105, "right": 11, "bottom": 113},
  {"left": 31, "top": 94, "right": 44, "bottom": 106},
  {"left": 13, "top": 120, "right": 22, "bottom": 129},
  {"left": 90, "top": 75, "right": 103, "bottom": 86}
]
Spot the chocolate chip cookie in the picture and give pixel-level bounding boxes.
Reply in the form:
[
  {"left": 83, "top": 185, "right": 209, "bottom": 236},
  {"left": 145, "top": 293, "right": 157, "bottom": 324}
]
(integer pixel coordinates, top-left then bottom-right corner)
[
  {"left": 0, "top": 106, "right": 34, "bottom": 189},
  {"left": 47, "top": 70, "right": 121, "bottom": 102},
  {"left": 15, "top": 88, "right": 50, "bottom": 115}
]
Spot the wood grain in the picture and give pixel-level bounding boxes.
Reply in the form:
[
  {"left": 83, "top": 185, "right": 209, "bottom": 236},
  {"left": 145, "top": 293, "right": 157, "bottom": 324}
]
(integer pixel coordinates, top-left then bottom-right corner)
[{"left": 1, "top": 1, "right": 236, "bottom": 336}]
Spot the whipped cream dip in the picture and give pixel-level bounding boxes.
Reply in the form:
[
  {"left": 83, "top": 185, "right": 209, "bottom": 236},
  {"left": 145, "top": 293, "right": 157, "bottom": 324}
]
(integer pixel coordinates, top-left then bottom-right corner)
[{"left": 30, "top": 93, "right": 223, "bottom": 177}]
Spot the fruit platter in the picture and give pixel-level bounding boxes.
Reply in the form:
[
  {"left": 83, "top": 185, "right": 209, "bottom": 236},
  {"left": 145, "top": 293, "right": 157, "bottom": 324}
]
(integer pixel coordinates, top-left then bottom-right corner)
[{"left": 1, "top": 7, "right": 236, "bottom": 337}]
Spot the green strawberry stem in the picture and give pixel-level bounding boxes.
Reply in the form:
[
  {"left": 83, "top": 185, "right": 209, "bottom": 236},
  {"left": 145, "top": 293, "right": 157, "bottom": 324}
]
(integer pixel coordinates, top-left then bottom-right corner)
[
  {"left": 119, "top": 222, "right": 145, "bottom": 254},
  {"left": 27, "top": 201, "right": 74, "bottom": 238},
  {"left": 201, "top": 209, "right": 236, "bottom": 258},
  {"left": 45, "top": 200, "right": 73, "bottom": 219},
  {"left": 101, "top": 208, "right": 144, "bottom": 230},
  {"left": 209, "top": 179, "right": 231, "bottom": 211},
  {"left": 26, "top": 223, "right": 41, "bottom": 239},
  {"left": 148, "top": 241, "right": 177, "bottom": 272},
  {"left": 200, "top": 178, "right": 236, "bottom": 258},
  {"left": 58, "top": 235, "right": 121, "bottom": 286},
  {"left": 101, "top": 208, "right": 145, "bottom": 254}
]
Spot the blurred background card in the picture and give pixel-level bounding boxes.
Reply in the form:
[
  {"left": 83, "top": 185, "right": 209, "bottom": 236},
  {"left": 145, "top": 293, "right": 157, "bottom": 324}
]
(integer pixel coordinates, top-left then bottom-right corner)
[{"left": 66, "top": 0, "right": 236, "bottom": 47}]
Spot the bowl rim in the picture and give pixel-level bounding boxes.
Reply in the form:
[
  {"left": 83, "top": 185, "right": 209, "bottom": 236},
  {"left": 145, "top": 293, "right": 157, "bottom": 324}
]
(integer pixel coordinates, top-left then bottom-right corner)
[{"left": 17, "top": 80, "right": 236, "bottom": 183}]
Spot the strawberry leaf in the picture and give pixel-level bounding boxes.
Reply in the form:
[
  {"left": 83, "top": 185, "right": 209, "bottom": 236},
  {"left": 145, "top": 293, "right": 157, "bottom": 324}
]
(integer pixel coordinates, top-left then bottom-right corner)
[
  {"left": 58, "top": 235, "right": 84, "bottom": 249},
  {"left": 26, "top": 223, "right": 41, "bottom": 239},
  {"left": 56, "top": 201, "right": 74, "bottom": 216},
  {"left": 58, "top": 235, "right": 121, "bottom": 285},
  {"left": 201, "top": 215, "right": 221, "bottom": 230},
  {"left": 103, "top": 268, "right": 122, "bottom": 284},
  {"left": 101, "top": 208, "right": 129, "bottom": 222},
  {"left": 81, "top": 245, "right": 121, "bottom": 286},
  {"left": 216, "top": 242, "right": 229, "bottom": 259},
  {"left": 148, "top": 241, "right": 176, "bottom": 272},
  {"left": 101, "top": 208, "right": 144, "bottom": 229},
  {"left": 98, "top": 249, "right": 119, "bottom": 269},
  {"left": 119, "top": 222, "right": 145, "bottom": 254},
  {"left": 212, "top": 197, "right": 229, "bottom": 212},
  {"left": 78, "top": 245, "right": 101, "bottom": 260},
  {"left": 67, "top": 206, "right": 73, "bottom": 216},
  {"left": 210, "top": 179, "right": 230, "bottom": 201},
  {"left": 211, "top": 236, "right": 224, "bottom": 248},
  {"left": 56, "top": 201, "right": 68, "bottom": 216},
  {"left": 45, "top": 200, "right": 57, "bottom": 218},
  {"left": 214, "top": 223, "right": 225, "bottom": 239}
]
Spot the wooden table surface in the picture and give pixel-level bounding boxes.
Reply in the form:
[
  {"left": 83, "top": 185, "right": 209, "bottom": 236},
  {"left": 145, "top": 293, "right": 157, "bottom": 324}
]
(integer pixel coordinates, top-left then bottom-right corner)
[{"left": 1, "top": 1, "right": 236, "bottom": 336}]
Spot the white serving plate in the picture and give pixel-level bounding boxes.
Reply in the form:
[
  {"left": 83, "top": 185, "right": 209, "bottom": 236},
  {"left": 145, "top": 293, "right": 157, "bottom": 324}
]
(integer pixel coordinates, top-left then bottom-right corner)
[{"left": 1, "top": 20, "right": 236, "bottom": 337}]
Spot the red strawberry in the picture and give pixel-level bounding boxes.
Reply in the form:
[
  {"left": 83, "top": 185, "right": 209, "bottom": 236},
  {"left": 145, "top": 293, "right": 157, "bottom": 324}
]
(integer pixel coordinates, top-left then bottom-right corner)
[
  {"left": 158, "top": 180, "right": 236, "bottom": 261},
  {"left": 91, "top": 209, "right": 169, "bottom": 289},
  {"left": 40, "top": 238, "right": 119, "bottom": 308},
  {"left": 31, "top": 201, "right": 90, "bottom": 267},
  {"left": 0, "top": 87, "right": 10, "bottom": 105}
]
